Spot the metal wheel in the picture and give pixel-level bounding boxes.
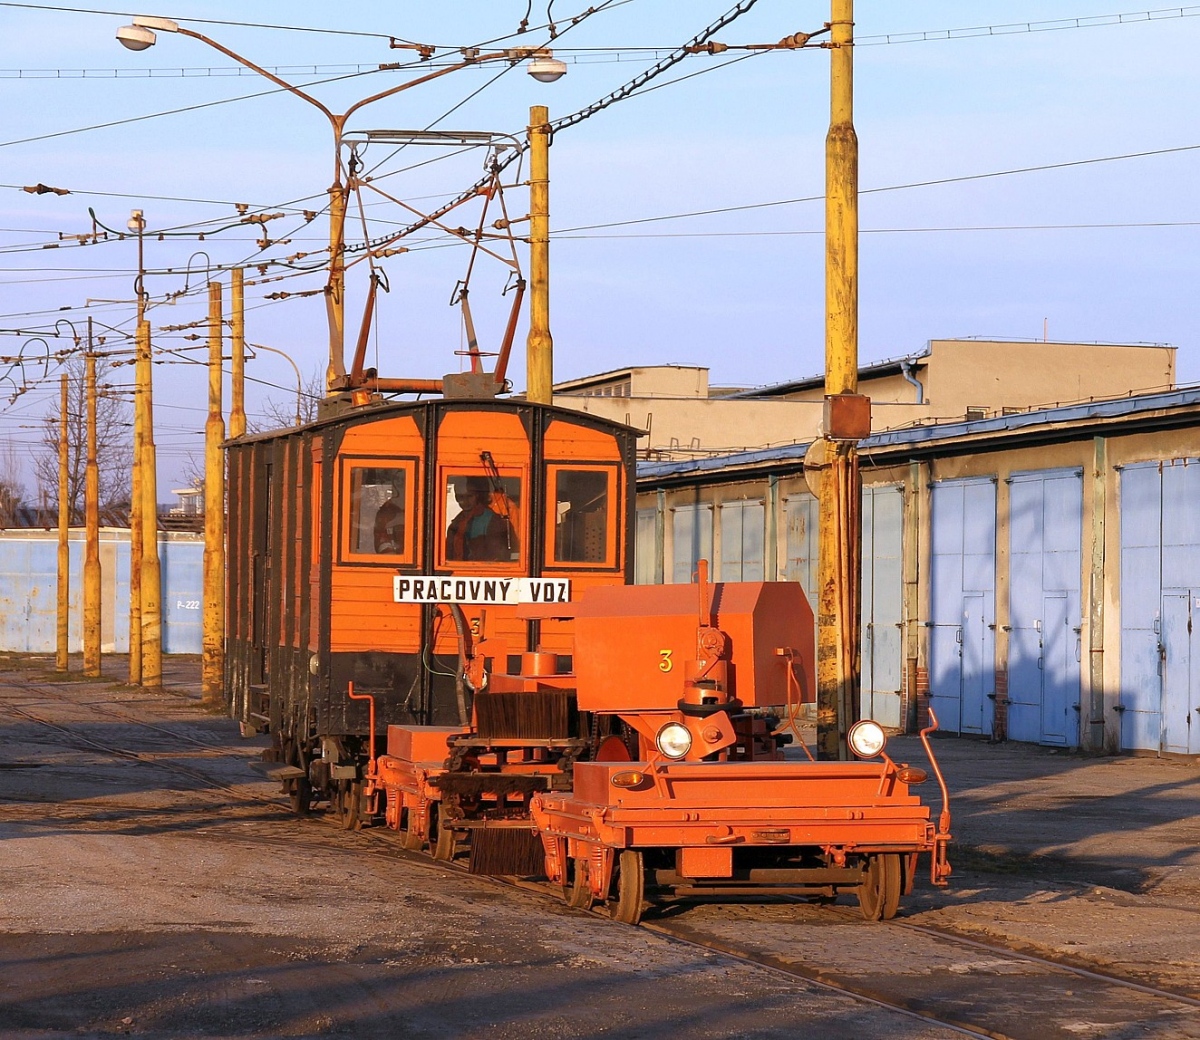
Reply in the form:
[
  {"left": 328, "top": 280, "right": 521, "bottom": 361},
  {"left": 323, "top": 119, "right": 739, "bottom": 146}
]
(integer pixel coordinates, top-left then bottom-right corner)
[
  {"left": 566, "top": 857, "right": 594, "bottom": 910},
  {"left": 857, "top": 853, "right": 902, "bottom": 921},
  {"left": 431, "top": 808, "right": 456, "bottom": 862},
  {"left": 400, "top": 807, "right": 424, "bottom": 851},
  {"left": 609, "top": 849, "right": 645, "bottom": 925},
  {"left": 339, "top": 781, "right": 362, "bottom": 831},
  {"left": 286, "top": 740, "right": 311, "bottom": 816}
]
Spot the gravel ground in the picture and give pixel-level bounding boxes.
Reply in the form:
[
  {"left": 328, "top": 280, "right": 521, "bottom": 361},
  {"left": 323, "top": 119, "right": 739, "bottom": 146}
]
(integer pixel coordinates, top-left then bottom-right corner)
[{"left": 3, "top": 657, "right": 1200, "bottom": 1038}]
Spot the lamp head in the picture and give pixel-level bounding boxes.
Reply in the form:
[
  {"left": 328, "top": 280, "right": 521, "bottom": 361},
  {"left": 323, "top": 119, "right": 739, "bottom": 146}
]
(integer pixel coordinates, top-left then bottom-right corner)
[
  {"left": 527, "top": 51, "right": 567, "bottom": 83},
  {"left": 116, "top": 24, "right": 156, "bottom": 50},
  {"left": 116, "top": 16, "right": 179, "bottom": 51}
]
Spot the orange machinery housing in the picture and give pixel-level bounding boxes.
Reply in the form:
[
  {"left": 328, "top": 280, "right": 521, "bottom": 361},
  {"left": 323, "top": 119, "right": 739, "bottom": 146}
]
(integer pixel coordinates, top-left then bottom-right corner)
[
  {"left": 525, "top": 569, "right": 952, "bottom": 923},
  {"left": 223, "top": 397, "right": 637, "bottom": 821}
]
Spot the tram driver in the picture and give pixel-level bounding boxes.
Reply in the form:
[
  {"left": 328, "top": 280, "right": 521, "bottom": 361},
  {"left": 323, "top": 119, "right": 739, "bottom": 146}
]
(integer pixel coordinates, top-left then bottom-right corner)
[
  {"left": 446, "top": 476, "right": 516, "bottom": 562},
  {"left": 372, "top": 477, "right": 405, "bottom": 554}
]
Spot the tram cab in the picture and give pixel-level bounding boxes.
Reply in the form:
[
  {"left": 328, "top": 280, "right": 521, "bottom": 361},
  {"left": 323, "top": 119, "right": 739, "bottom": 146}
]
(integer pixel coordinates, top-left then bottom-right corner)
[{"left": 223, "top": 397, "right": 637, "bottom": 806}]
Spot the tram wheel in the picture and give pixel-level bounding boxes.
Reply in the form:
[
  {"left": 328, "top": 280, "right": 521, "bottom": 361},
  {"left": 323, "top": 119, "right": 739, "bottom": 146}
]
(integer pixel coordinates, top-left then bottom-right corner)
[
  {"left": 431, "top": 810, "right": 456, "bottom": 862},
  {"left": 339, "top": 781, "right": 362, "bottom": 831},
  {"left": 857, "top": 853, "right": 902, "bottom": 921},
  {"left": 400, "top": 807, "right": 424, "bottom": 851},
  {"left": 609, "top": 849, "right": 645, "bottom": 925},
  {"left": 566, "top": 857, "right": 594, "bottom": 910},
  {"left": 286, "top": 741, "right": 312, "bottom": 816}
]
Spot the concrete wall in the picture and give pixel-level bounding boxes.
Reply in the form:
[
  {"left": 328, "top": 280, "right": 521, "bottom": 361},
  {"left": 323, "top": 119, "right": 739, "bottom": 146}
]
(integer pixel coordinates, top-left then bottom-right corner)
[{"left": 0, "top": 528, "right": 204, "bottom": 655}]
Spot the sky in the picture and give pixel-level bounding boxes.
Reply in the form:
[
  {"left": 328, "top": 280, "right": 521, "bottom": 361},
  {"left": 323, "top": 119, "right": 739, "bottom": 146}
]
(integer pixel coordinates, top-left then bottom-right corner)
[{"left": 0, "top": 1, "right": 1197, "bottom": 495}]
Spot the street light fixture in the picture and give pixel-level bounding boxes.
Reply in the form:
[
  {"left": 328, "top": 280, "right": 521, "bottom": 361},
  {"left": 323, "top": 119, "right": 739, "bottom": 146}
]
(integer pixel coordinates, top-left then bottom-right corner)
[{"left": 115, "top": 16, "right": 566, "bottom": 393}]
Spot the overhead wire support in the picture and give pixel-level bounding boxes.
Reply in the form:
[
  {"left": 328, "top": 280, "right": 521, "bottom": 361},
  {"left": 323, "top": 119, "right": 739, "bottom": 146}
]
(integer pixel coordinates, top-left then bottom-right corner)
[
  {"left": 365, "top": 0, "right": 769, "bottom": 254},
  {"left": 548, "top": 0, "right": 766, "bottom": 138}
]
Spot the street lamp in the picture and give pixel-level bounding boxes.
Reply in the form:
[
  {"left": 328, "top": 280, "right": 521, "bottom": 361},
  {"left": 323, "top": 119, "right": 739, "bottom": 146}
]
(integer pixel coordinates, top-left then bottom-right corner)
[
  {"left": 116, "top": 15, "right": 566, "bottom": 393},
  {"left": 248, "top": 342, "right": 305, "bottom": 427}
]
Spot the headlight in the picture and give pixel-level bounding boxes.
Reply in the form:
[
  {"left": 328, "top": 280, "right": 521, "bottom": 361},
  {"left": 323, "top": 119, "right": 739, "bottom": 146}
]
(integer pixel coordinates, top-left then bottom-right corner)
[
  {"left": 847, "top": 719, "right": 887, "bottom": 759},
  {"left": 655, "top": 722, "right": 693, "bottom": 759}
]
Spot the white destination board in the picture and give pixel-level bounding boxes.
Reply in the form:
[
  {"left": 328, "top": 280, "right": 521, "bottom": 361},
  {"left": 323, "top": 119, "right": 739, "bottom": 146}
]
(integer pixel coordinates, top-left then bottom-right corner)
[{"left": 393, "top": 575, "right": 571, "bottom": 605}]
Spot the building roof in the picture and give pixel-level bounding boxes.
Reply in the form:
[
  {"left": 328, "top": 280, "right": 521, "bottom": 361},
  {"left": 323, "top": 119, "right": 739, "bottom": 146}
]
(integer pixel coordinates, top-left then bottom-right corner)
[
  {"left": 717, "top": 347, "right": 931, "bottom": 399},
  {"left": 638, "top": 385, "right": 1200, "bottom": 484}
]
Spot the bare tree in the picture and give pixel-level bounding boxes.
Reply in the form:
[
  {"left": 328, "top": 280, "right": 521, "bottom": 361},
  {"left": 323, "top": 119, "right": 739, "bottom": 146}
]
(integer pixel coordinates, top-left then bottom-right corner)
[
  {"left": 249, "top": 364, "right": 324, "bottom": 433},
  {"left": 33, "top": 355, "right": 133, "bottom": 523},
  {"left": 0, "top": 442, "right": 25, "bottom": 526}
]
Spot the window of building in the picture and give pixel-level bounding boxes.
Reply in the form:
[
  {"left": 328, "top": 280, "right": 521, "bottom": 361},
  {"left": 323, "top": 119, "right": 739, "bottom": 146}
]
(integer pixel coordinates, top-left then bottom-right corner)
[
  {"left": 671, "top": 503, "right": 713, "bottom": 584},
  {"left": 547, "top": 466, "right": 615, "bottom": 566},
  {"left": 343, "top": 462, "right": 415, "bottom": 562},
  {"left": 635, "top": 507, "right": 660, "bottom": 585},
  {"left": 442, "top": 472, "right": 522, "bottom": 565},
  {"left": 719, "top": 499, "right": 764, "bottom": 581},
  {"left": 965, "top": 406, "right": 988, "bottom": 421}
]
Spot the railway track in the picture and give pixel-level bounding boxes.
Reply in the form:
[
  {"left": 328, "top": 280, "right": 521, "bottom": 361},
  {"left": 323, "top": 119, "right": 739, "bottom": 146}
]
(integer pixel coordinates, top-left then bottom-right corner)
[{"left": 4, "top": 675, "right": 1199, "bottom": 1040}]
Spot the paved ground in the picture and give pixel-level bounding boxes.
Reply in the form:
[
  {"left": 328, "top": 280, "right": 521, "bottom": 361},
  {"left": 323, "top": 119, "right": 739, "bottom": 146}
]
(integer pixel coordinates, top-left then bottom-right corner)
[{"left": 2, "top": 653, "right": 1200, "bottom": 1037}]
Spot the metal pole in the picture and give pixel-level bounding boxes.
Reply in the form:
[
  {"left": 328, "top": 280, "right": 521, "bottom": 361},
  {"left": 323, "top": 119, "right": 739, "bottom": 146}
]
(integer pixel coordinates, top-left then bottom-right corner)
[
  {"left": 83, "top": 330, "right": 101, "bottom": 677},
  {"left": 229, "top": 267, "right": 246, "bottom": 439},
  {"left": 56, "top": 373, "right": 69, "bottom": 672},
  {"left": 816, "top": 0, "right": 861, "bottom": 759},
  {"left": 202, "top": 281, "right": 226, "bottom": 705},
  {"left": 138, "top": 317, "right": 162, "bottom": 688},
  {"left": 127, "top": 218, "right": 145, "bottom": 685},
  {"left": 526, "top": 105, "right": 553, "bottom": 405}
]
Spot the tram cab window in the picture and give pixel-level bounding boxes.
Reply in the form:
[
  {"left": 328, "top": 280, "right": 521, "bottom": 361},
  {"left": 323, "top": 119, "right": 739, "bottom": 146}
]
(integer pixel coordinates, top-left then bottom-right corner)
[
  {"left": 551, "top": 467, "right": 612, "bottom": 565},
  {"left": 348, "top": 465, "right": 408, "bottom": 556},
  {"left": 445, "top": 474, "right": 520, "bottom": 563}
]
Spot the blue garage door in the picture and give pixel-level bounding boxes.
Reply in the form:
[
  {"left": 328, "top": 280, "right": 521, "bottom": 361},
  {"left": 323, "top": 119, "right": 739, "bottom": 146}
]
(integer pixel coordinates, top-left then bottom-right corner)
[
  {"left": 1119, "top": 460, "right": 1200, "bottom": 754},
  {"left": 1008, "top": 470, "right": 1083, "bottom": 746},
  {"left": 930, "top": 478, "right": 996, "bottom": 736},
  {"left": 862, "top": 484, "right": 903, "bottom": 728}
]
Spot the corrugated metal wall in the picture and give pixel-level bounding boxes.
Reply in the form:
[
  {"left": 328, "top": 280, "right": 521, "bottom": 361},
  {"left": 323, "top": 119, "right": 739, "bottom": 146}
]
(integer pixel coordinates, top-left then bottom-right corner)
[
  {"left": 929, "top": 478, "right": 997, "bottom": 736},
  {"left": 1119, "top": 460, "right": 1200, "bottom": 754},
  {"left": 861, "top": 484, "right": 903, "bottom": 728},
  {"left": 1007, "top": 470, "right": 1083, "bottom": 746},
  {"left": 0, "top": 530, "right": 203, "bottom": 655}
]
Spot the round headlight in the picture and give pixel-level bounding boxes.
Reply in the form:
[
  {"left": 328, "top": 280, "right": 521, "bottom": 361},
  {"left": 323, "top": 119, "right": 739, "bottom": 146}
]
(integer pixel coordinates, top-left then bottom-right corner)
[
  {"left": 655, "top": 721, "right": 693, "bottom": 759},
  {"left": 847, "top": 719, "right": 887, "bottom": 759}
]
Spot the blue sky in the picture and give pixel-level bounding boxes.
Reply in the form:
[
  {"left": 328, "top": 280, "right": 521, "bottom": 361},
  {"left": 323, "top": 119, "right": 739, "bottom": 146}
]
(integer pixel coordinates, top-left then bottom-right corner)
[{"left": 0, "top": 2, "right": 1196, "bottom": 490}]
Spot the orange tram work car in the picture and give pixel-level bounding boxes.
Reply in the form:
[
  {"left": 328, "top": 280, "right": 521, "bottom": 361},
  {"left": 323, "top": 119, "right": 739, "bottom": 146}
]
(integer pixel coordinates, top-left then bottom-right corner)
[{"left": 226, "top": 396, "right": 951, "bottom": 924}]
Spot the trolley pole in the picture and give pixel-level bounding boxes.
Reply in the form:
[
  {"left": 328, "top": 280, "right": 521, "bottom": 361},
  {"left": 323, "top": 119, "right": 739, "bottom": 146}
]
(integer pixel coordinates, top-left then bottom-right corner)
[
  {"left": 202, "top": 281, "right": 226, "bottom": 705},
  {"left": 229, "top": 267, "right": 246, "bottom": 439},
  {"left": 55, "top": 374, "right": 69, "bottom": 673},
  {"left": 83, "top": 328, "right": 101, "bottom": 677},
  {"left": 326, "top": 172, "right": 347, "bottom": 391},
  {"left": 816, "top": 0, "right": 866, "bottom": 760},
  {"left": 526, "top": 105, "right": 553, "bottom": 405}
]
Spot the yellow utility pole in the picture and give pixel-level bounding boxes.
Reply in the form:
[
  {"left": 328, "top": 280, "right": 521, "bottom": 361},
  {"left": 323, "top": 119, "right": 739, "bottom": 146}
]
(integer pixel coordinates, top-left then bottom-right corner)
[
  {"left": 128, "top": 389, "right": 142, "bottom": 683},
  {"left": 815, "top": 0, "right": 868, "bottom": 759},
  {"left": 127, "top": 211, "right": 145, "bottom": 684},
  {"left": 83, "top": 328, "right": 101, "bottom": 677},
  {"left": 55, "top": 374, "right": 69, "bottom": 673},
  {"left": 128, "top": 207, "right": 162, "bottom": 688},
  {"left": 137, "top": 317, "right": 163, "bottom": 688},
  {"left": 202, "top": 281, "right": 226, "bottom": 705},
  {"left": 526, "top": 105, "right": 553, "bottom": 405},
  {"left": 229, "top": 268, "right": 246, "bottom": 439}
]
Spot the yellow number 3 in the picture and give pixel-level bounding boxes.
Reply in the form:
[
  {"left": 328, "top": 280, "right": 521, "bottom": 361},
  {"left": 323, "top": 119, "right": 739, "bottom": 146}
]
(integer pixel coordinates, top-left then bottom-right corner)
[{"left": 659, "top": 649, "right": 673, "bottom": 673}]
